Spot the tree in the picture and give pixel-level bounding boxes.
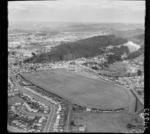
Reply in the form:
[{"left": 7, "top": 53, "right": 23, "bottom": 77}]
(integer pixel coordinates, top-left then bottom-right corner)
[
  {"left": 14, "top": 63, "right": 17, "bottom": 66},
  {"left": 11, "top": 51, "right": 16, "bottom": 55},
  {"left": 127, "top": 123, "right": 136, "bottom": 129},
  {"left": 103, "top": 62, "right": 109, "bottom": 68},
  {"left": 70, "top": 61, "right": 76, "bottom": 65},
  {"left": 137, "top": 70, "right": 142, "bottom": 76},
  {"left": 137, "top": 90, "right": 143, "bottom": 95},
  {"left": 70, "top": 121, "right": 75, "bottom": 126},
  {"left": 31, "top": 52, "right": 36, "bottom": 57}
]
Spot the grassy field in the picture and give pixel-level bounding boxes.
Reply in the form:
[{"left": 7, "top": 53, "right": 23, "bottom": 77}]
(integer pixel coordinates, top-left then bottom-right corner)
[
  {"left": 8, "top": 96, "right": 25, "bottom": 105},
  {"left": 70, "top": 111, "right": 144, "bottom": 132},
  {"left": 108, "top": 62, "right": 128, "bottom": 72},
  {"left": 22, "top": 69, "right": 134, "bottom": 109}
]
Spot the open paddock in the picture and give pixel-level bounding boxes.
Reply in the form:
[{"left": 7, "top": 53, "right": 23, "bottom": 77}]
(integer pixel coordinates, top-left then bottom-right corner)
[{"left": 70, "top": 111, "right": 144, "bottom": 132}]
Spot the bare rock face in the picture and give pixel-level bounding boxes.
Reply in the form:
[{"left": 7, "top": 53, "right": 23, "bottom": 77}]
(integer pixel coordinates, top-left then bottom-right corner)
[{"left": 123, "top": 41, "right": 141, "bottom": 53}]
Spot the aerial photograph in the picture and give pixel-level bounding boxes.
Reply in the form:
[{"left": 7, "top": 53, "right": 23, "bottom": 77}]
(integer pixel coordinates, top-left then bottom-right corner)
[{"left": 8, "top": 0, "right": 145, "bottom": 133}]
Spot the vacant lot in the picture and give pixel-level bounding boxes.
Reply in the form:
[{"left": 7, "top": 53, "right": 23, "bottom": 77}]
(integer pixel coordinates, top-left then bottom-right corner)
[{"left": 22, "top": 69, "right": 134, "bottom": 109}]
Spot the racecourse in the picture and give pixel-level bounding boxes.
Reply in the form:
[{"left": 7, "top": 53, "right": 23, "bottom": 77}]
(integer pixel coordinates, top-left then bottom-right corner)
[{"left": 22, "top": 69, "right": 135, "bottom": 109}]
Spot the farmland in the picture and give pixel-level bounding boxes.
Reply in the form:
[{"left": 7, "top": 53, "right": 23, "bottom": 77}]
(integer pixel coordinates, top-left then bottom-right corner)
[{"left": 22, "top": 69, "right": 136, "bottom": 110}]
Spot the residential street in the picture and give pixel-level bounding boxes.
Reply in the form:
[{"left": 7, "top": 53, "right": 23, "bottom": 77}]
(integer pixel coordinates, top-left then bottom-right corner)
[{"left": 10, "top": 74, "right": 57, "bottom": 132}]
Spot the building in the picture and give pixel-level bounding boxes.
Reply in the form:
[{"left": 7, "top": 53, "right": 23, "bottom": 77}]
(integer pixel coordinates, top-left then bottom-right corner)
[
  {"left": 86, "top": 108, "right": 91, "bottom": 112},
  {"left": 79, "top": 125, "right": 86, "bottom": 132}
]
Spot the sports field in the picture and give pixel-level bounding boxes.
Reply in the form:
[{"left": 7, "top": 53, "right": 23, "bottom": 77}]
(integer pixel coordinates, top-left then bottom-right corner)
[{"left": 22, "top": 69, "right": 135, "bottom": 109}]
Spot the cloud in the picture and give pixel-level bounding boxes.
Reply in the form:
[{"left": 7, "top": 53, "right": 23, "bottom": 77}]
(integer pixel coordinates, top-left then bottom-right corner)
[
  {"left": 8, "top": 0, "right": 145, "bottom": 12},
  {"left": 8, "top": 0, "right": 145, "bottom": 23}
]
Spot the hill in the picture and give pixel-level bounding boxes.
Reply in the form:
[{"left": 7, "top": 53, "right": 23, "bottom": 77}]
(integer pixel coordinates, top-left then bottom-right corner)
[
  {"left": 125, "top": 46, "right": 144, "bottom": 60},
  {"left": 63, "top": 23, "right": 144, "bottom": 33},
  {"left": 113, "top": 29, "right": 144, "bottom": 46},
  {"left": 24, "top": 35, "right": 128, "bottom": 63},
  {"left": 106, "top": 43, "right": 144, "bottom": 64}
]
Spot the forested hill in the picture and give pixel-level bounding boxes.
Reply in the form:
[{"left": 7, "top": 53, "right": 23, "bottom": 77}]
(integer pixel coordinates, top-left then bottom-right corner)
[
  {"left": 77, "top": 35, "right": 127, "bottom": 47},
  {"left": 24, "top": 35, "right": 128, "bottom": 63}
]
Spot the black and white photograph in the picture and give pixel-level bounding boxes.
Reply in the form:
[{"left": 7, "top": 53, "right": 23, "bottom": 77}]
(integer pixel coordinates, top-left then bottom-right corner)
[{"left": 8, "top": 0, "right": 145, "bottom": 133}]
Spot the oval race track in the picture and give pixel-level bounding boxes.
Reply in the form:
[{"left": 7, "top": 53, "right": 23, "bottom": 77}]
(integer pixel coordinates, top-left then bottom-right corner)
[{"left": 22, "top": 69, "right": 136, "bottom": 110}]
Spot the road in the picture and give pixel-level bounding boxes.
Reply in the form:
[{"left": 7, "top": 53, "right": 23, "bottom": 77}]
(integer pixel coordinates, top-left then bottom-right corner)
[
  {"left": 65, "top": 103, "right": 72, "bottom": 132},
  {"left": 44, "top": 104, "right": 56, "bottom": 132},
  {"left": 130, "top": 88, "right": 144, "bottom": 105},
  {"left": 10, "top": 74, "right": 57, "bottom": 132}
]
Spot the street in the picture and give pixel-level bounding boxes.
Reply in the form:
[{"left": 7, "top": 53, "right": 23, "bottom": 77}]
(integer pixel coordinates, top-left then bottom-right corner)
[{"left": 10, "top": 74, "right": 57, "bottom": 132}]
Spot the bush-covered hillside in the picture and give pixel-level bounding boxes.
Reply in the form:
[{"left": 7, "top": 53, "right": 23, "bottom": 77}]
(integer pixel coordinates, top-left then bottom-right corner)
[
  {"left": 106, "top": 45, "right": 144, "bottom": 64},
  {"left": 107, "top": 46, "right": 130, "bottom": 64},
  {"left": 24, "top": 35, "right": 128, "bottom": 63},
  {"left": 125, "top": 46, "right": 144, "bottom": 60}
]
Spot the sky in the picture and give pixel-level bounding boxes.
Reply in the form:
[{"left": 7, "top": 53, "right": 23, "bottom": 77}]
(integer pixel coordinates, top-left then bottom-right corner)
[{"left": 8, "top": 0, "right": 145, "bottom": 23}]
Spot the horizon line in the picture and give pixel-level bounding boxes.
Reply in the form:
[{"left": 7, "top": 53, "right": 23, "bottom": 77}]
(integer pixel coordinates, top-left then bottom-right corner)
[{"left": 9, "top": 21, "right": 144, "bottom": 24}]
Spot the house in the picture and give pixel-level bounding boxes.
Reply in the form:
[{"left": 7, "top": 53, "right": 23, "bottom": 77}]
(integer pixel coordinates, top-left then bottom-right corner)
[
  {"left": 79, "top": 125, "right": 86, "bottom": 132},
  {"left": 86, "top": 108, "right": 91, "bottom": 112}
]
